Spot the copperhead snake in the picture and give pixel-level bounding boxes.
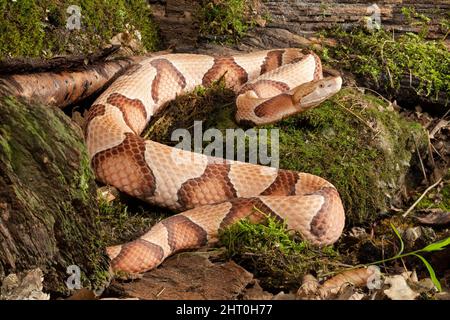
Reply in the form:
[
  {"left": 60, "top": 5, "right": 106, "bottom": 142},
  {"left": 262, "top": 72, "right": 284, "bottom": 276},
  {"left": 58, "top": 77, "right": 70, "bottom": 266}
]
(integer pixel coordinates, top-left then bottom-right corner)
[{"left": 81, "top": 48, "right": 345, "bottom": 274}]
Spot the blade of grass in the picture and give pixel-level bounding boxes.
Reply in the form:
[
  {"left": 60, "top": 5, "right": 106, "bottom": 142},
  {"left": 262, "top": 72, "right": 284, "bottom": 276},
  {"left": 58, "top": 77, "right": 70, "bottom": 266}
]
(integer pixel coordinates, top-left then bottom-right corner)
[
  {"left": 412, "top": 253, "right": 442, "bottom": 292},
  {"left": 390, "top": 223, "right": 404, "bottom": 256},
  {"left": 421, "top": 237, "right": 450, "bottom": 253}
]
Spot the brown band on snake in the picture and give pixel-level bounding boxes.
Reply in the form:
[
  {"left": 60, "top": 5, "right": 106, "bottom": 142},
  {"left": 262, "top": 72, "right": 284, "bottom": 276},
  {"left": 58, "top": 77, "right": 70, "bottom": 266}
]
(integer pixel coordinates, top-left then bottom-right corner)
[
  {"left": 110, "top": 239, "right": 164, "bottom": 273},
  {"left": 91, "top": 133, "right": 156, "bottom": 199},
  {"left": 309, "top": 187, "right": 339, "bottom": 238},
  {"left": 150, "top": 58, "right": 187, "bottom": 104},
  {"left": 177, "top": 163, "right": 238, "bottom": 209},
  {"left": 202, "top": 57, "right": 248, "bottom": 89},
  {"left": 253, "top": 93, "right": 295, "bottom": 118},
  {"left": 261, "top": 170, "right": 300, "bottom": 196},
  {"left": 260, "top": 50, "right": 284, "bottom": 75},
  {"left": 84, "top": 103, "right": 106, "bottom": 138},
  {"left": 239, "top": 79, "right": 290, "bottom": 97},
  {"left": 161, "top": 215, "right": 208, "bottom": 252},
  {"left": 106, "top": 92, "right": 147, "bottom": 134},
  {"left": 85, "top": 103, "right": 106, "bottom": 124},
  {"left": 219, "top": 197, "right": 282, "bottom": 230}
]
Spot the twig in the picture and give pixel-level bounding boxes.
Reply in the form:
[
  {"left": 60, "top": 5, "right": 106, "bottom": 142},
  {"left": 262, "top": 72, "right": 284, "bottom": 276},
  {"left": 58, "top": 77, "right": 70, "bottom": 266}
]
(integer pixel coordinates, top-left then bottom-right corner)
[
  {"left": 156, "top": 287, "right": 165, "bottom": 298},
  {"left": 414, "top": 138, "right": 428, "bottom": 184},
  {"left": 426, "top": 131, "right": 436, "bottom": 170},
  {"left": 402, "top": 178, "right": 443, "bottom": 218},
  {"left": 336, "top": 102, "right": 377, "bottom": 133},
  {"left": 350, "top": 85, "right": 391, "bottom": 105},
  {"left": 430, "top": 143, "right": 444, "bottom": 160}
]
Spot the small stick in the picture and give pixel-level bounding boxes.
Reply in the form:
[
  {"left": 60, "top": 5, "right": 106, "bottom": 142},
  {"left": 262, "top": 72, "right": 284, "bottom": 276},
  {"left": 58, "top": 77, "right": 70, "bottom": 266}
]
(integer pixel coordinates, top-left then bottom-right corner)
[
  {"left": 414, "top": 138, "right": 428, "bottom": 184},
  {"left": 336, "top": 102, "right": 377, "bottom": 133},
  {"left": 156, "top": 287, "right": 165, "bottom": 298},
  {"left": 351, "top": 85, "right": 391, "bottom": 105},
  {"left": 402, "top": 178, "right": 443, "bottom": 218}
]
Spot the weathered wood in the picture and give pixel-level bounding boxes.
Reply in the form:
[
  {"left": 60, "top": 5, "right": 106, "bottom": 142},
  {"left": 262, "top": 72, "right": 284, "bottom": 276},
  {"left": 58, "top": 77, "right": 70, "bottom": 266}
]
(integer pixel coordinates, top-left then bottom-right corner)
[
  {"left": 0, "top": 95, "right": 109, "bottom": 295},
  {"left": 0, "top": 45, "right": 121, "bottom": 75}
]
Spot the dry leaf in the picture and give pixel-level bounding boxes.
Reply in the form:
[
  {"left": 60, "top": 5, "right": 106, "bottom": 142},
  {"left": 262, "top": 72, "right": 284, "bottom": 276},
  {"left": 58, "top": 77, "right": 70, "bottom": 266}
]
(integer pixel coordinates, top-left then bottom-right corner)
[
  {"left": 417, "top": 210, "right": 450, "bottom": 225},
  {"left": 319, "top": 267, "right": 378, "bottom": 298},
  {"left": 429, "top": 119, "right": 449, "bottom": 139},
  {"left": 67, "top": 288, "right": 97, "bottom": 300},
  {"left": 297, "top": 274, "right": 319, "bottom": 297},
  {"left": 384, "top": 275, "right": 419, "bottom": 300}
]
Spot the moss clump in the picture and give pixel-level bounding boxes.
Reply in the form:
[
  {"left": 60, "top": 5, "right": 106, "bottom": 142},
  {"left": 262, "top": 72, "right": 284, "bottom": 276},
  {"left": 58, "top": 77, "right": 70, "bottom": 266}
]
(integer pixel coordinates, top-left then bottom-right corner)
[
  {"left": 271, "top": 88, "right": 427, "bottom": 225},
  {"left": 194, "top": 0, "right": 253, "bottom": 43},
  {"left": 321, "top": 27, "right": 449, "bottom": 104},
  {"left": 144, "top": 80, "right": 237, "bottom": 143},
  {"left": 0, "top": 0, "right": 160, "bottom": 58},
  {"left": 219, "top": 215, "right": 339, "bottom": 291},
  {"left": 96, "top": 196, "right": 170, "bottom": 247}
]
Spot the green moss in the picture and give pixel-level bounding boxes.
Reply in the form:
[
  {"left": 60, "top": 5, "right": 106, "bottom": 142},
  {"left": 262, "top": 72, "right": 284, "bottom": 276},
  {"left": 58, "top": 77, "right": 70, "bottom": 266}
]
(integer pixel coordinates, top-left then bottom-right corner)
[
  {"left": 269, "top": 88, "right": 427, "bottom": 225},
  {"left": 0, "top": 0, "right": 160, "bottom": 58},
  {"left": 72, "top": 153, "right": 94, "bottom": 203},
  {"left": 194, "top": 0, "right": 253, "bottom": 44},
  {"left": 321, "top": 27, "right": 449, "bottom": 103},
  {"left": 417, "top": 169, "right": 450, "bottom": 211},
  {"left": 0, "top": 130, "right": 12, "bottom": 163},
  {"left": 219, "top": 215, "right": 339, "bottom": 291},
  {"left": 96, "top": 196, "right": 169, "bottom": 247},
  {"left": 144, "top": 80, "right": 237, "bottom": 142}
]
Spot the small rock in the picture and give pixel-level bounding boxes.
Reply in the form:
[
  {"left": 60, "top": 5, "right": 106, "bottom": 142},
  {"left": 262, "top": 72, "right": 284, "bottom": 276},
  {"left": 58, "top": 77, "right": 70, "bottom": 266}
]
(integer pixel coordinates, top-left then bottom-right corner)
[
  {"left": 0, "top": 269, "right": 49, "bottom": 300},
  {"left": 97, "top": 186, "right": 119, "bottom": 203},
  {"left": 404, "top": 227, "right": 422, "bottom": 245}
]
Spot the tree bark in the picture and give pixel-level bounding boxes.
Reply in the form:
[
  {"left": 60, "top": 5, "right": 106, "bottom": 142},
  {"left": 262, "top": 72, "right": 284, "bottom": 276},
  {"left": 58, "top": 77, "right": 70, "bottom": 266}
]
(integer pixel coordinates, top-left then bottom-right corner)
[{"left": 0, "top": 95, "right": 109, "bottom": 295}]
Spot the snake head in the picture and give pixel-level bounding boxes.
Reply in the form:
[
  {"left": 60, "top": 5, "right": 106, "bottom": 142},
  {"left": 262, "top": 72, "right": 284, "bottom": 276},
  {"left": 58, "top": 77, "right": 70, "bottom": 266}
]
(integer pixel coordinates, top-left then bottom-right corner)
[{"left": 293, "top": 76, "right": 343, "bottom": 110}]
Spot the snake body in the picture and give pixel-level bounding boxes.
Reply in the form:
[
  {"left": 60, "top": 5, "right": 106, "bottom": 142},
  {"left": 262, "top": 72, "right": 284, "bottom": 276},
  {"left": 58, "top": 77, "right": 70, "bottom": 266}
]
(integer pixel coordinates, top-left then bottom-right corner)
[{"left": 84, "top": 49, "right": 345, "bottom": 274}]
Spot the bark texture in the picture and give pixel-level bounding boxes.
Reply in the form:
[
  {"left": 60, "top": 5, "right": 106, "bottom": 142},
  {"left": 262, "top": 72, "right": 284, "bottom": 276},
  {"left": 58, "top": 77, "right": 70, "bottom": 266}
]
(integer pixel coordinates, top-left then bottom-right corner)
[{"left": 0, "top": 95, "right": 109, "bottom": 295}]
